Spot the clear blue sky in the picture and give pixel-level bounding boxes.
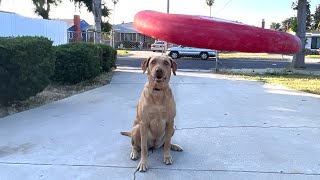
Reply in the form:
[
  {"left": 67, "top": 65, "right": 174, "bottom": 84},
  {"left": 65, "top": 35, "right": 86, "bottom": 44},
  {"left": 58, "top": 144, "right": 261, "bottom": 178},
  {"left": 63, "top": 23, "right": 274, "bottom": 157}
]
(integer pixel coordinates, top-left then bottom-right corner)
[{"left": 1, "top": 0, "right": 320, "bottom": 28}]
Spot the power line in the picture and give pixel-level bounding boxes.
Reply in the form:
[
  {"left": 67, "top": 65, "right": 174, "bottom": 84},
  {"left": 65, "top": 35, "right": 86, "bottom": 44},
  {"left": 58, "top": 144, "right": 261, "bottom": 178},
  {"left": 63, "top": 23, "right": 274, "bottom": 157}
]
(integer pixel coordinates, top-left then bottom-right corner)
[{"left": 216, "top": 0, "right": 234, "bottom": 15}]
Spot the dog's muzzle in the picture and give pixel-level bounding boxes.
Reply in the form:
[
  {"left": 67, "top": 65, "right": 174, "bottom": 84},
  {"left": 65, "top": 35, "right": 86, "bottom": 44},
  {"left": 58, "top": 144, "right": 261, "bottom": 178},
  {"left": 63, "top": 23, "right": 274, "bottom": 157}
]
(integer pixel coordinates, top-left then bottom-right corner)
[{"left": 153, "top": 68, "right": 166, "bottom": 83}]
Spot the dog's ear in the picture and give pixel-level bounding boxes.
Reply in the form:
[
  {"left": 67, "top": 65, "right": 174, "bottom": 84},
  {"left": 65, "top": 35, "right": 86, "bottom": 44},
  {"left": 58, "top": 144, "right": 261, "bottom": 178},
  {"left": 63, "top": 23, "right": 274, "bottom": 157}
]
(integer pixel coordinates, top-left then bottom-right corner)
[
  {"left": 169, "top": 57, "right": 177, "bottom": 76},
  {"left": 141, "top": 57, "right": 151, "bottom": 74}
]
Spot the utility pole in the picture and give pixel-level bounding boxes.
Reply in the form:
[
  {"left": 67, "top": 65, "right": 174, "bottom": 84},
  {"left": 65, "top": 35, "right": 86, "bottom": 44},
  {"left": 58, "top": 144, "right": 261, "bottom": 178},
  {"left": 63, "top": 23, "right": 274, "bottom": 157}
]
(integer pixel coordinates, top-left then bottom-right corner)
[
  {"left": 112, "top": 0, "right": 119, "bottom": 48},
  {"left": 292, "top": 0, "right": 306, "bottom": 68},
  {"left": 163, "top": 0, "right": 169, "bottom": 54}
]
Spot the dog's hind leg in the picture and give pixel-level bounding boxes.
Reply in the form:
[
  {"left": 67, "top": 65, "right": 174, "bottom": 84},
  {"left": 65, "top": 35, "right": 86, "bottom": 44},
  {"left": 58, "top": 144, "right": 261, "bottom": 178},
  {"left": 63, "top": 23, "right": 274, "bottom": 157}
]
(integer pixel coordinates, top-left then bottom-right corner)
[
  {"left": 170, "top": 144, "right": 183, "bottom": 151},
  {"left": 170, "top": 128, "right": 183, "bottom": 151}
]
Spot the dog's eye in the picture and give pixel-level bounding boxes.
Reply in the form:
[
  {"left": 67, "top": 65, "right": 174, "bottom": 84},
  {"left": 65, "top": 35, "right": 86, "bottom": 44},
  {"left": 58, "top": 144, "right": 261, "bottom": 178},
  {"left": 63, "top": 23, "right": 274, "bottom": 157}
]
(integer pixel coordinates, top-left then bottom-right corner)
[
  {"left": 151, "top": 60, "right": 156, "bottom": 64},
  {"left": 164, "top": 61, "right": 169, "bottom": 65}
]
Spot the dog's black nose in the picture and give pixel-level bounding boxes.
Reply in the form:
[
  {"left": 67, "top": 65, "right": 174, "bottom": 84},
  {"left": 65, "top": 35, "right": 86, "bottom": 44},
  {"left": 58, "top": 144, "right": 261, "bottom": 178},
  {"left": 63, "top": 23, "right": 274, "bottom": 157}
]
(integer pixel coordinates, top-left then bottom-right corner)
[{"left": 156, "top": 68, "right": 163, "bottom": 74}]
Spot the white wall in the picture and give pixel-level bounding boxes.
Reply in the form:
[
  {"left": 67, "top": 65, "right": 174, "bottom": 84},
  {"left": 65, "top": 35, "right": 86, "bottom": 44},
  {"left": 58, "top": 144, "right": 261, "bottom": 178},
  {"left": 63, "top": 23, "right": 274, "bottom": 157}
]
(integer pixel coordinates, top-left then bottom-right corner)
[{"left": 0, "top": 12, "right": 67, "bottom": 45}]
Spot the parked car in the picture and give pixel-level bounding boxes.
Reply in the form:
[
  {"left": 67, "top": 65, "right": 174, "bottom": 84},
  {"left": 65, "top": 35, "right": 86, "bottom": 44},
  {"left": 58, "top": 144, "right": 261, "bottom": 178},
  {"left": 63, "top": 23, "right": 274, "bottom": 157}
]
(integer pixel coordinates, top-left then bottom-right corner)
[
  {"left": 151, "top": 41, "right": 177, "bottom": 52},
  {"left": 151, "top": 41, "right": 165, "bottom": 52},
  {"left": 166, "top": 45, "right": 216, "bottom": 60}
]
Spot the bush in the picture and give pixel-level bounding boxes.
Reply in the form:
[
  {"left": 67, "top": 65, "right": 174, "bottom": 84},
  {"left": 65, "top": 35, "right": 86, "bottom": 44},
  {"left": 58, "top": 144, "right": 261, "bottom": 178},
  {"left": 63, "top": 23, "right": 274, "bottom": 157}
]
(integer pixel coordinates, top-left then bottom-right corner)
[
  {"left": 96, "top": 44, "right": 117, "bottom": 72},
  {"left": 304, "top": 48, "right": 320, "bottom": 55},
  {"left": 0, "top": 36, "right": 55, "bottom": 105},
  {"left": 111, "top": 48, "right": 117, "bottom": 68},
  {"left": 53, "top": 43, "right": 102, "bottom": 84}
]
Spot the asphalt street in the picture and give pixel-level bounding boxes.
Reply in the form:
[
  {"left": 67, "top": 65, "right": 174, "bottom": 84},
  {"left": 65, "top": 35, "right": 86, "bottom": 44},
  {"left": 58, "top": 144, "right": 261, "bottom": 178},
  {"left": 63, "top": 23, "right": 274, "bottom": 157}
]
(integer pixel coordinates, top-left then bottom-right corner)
[{"left": 117, "top": 56, "right": 320, "bottom": 70}]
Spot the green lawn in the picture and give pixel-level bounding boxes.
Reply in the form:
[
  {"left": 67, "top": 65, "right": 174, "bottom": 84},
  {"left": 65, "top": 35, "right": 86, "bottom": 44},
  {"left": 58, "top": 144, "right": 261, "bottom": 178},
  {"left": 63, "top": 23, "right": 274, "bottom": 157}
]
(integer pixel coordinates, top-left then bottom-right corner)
[
  {"left": 306, "top": 55, "right": 320, "bottom": 59},
  {"left": 219, "top": 52, "right": 320, "bottom": 60},
  {"left": 233, "top": 74, "right": 320, "bottom": 95},
  {"left": 117, "top": 49, "right": 130, "bottom": 55},
  {"left": 219, "top": 52, "right": 286, "bottom": 59}
]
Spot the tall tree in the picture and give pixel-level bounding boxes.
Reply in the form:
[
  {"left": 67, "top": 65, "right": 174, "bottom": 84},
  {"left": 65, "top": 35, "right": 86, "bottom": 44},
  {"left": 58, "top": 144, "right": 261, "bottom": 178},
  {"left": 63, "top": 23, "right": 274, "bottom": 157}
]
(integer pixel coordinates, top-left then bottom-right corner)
[
  {"left": 31, "top": 0, "right": 61, "bottom": 19},
  {"left": 270, "top": 22, "right": 281, "bottom": 30},
  {"left": 206, "top": 0, "right": 214, "bottom": 17},
  {"left": 312, "top": 4, "right": 320, "bottom": 30},
  {"left": 281, "top": 17, "right": 297, "bottom": 32},
  {"left": 292, "top": 0, "right": 311, "bottom": 30},
  {"left": 101, "top": 7, "right": 112, "bottom": 32},
  {"left": 292, "top": 0, "right": 307, "bottom": 68}
]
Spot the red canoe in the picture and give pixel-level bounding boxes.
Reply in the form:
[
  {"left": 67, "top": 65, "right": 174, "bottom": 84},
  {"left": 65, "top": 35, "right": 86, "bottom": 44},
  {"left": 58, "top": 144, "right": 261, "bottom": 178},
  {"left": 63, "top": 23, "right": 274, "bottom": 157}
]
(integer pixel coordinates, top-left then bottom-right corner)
[{"left": 133, "top": 10, "right": 301, "bottom": 54}]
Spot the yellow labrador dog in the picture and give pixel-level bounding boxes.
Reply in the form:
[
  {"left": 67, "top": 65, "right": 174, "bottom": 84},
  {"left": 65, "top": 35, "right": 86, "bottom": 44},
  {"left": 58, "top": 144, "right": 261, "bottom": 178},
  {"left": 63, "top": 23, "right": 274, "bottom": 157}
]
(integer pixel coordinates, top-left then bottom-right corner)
[{"left": 121, "top": 56, "right": 183, "bottom": 172}]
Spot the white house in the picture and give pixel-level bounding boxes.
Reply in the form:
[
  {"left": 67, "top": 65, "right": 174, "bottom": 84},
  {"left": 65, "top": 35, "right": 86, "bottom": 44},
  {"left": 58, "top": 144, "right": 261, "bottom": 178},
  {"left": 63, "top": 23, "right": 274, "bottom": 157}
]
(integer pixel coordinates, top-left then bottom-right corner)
[{"left": 305, "top": 31, "right": 320, "bottom": 50}]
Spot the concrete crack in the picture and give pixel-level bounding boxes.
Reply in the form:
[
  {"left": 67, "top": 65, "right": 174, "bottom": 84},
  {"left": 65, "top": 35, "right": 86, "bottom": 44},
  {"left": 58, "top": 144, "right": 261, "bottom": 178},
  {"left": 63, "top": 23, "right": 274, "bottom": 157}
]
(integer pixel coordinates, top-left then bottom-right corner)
[
  {"left": 1, "top": 161, "right": 319, "bottom": 176},
  {"left": 145, "top": 167, "right": 320, "bottom": 176},
  {"left": 0, "top": 161, "right": 135, "bottom": 169},
  {"left": 174, "top": 125, "right": 320, "bottom": 130}
]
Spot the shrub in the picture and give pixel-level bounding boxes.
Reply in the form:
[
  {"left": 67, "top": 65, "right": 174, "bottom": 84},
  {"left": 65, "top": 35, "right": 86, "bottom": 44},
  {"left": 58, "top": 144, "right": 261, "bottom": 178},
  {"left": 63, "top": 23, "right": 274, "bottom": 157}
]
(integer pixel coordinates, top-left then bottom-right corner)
[
  {"left": 0, "top": 36, "right": 55, "bottom": 105},
  {"left": 304, "top": 48, "right": 320, "bottom": 55},
  {"left": 96, "top": 44, "right": 117, "bottom": 72},
  {"left": 110, "top": 47, "right": 117, "bottom": 68},
  {"left": 53, "top": 43, "right": 102, "bottom": 84}
]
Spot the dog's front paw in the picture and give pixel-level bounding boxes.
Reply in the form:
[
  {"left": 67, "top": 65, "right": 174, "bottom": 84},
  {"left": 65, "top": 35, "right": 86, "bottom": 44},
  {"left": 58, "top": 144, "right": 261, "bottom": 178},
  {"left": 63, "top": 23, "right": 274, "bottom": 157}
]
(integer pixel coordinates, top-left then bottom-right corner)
[
  {"left": 137, "top": 160, "right": 148, "bottom": 172},
  {"left": 163, "top": 155, "right": 173, "bottom": 165},
  {"left": 130, "top": 150, "right": 139, "bottom": 160}
]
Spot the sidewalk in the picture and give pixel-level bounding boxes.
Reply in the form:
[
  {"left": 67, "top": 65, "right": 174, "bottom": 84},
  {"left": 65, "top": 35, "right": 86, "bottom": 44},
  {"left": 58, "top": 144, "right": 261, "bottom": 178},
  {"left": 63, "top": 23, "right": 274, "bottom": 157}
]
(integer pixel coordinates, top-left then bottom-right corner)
[{"left": 0, "top": 68, "right": 319, "bottom": 180}]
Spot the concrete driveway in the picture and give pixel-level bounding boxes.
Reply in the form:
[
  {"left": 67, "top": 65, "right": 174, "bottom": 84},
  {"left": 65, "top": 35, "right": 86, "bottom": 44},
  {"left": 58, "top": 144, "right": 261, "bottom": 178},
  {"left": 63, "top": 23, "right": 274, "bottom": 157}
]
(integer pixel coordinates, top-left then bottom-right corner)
[{"left": 0, "top": 68, "right": 320, "bottom": 180}]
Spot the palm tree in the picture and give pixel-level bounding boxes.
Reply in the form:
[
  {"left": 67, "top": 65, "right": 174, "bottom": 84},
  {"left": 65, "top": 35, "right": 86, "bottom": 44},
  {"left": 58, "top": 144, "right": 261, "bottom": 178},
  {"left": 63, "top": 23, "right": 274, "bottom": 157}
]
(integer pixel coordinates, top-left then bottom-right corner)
[{"left": 206, "top": 0, "right": 214, "bottom": 17}]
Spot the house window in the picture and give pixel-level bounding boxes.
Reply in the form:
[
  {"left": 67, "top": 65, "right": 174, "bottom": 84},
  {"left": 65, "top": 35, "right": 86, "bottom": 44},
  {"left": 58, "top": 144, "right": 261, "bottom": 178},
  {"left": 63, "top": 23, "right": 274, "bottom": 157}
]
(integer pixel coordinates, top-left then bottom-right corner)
[
  {"left": 68, "top": 32, "right": 73, "bottom": 39},
  {"left": 311, "top": 37, "right": 320, "bottom": 49},
  {"left": 120, "top": 33, "right": 136, "bottom": 41},
  {"left": 132, "top": 33, "right": 137, "bottom": 41}
]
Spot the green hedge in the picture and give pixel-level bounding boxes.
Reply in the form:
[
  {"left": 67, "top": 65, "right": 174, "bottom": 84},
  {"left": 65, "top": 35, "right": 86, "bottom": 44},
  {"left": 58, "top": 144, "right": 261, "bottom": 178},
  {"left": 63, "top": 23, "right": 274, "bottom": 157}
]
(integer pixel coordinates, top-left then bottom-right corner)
[
  {"left": 0, "top": 36, "right": 55, "bottom": 105},
  {"left": 96, "top": 44, "right": 117, "bottom": 72},
  {"left": 53, "top": 43, "right": 117, "bottom": 84},
  {"left": 0, "top": 39, "right": 117, "bottom": 105},
  {"left": 53, "top": 43, "right": 101, "bottom": 84},
  {"left": 110, "top": 47, "right": 117, "bottom": 68}
]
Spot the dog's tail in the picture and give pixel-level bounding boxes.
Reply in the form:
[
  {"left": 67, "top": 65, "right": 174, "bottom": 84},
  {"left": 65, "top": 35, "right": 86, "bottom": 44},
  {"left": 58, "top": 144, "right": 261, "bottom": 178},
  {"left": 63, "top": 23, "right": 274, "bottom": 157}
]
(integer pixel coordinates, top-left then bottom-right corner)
[{"left": 120, "top": 131, "right": 131, "bottom": 137}]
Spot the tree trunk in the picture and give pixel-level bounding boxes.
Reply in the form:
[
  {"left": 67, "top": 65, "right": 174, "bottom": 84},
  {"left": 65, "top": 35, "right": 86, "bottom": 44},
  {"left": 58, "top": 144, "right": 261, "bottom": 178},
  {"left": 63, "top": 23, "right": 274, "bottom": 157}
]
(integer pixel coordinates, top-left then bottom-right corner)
[
  {"left": 210, "top": 6, "right": 212, "bottom": 17},
  {"left": 292, "top": 0, "right": 306, "bottom": 68},
  {"left": 92, "top": 0, "right": 102, "bottom": 43},
  {"left": 46, "top": 1, "right": 50, "bottom": 19}
]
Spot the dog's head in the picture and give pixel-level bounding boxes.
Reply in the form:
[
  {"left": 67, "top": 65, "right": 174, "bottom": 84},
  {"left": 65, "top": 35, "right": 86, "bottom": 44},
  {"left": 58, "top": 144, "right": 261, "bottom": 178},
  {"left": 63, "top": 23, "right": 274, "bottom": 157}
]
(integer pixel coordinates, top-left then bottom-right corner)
[{"left": 141, "top": 56, "right": 177, "bottom": 89}]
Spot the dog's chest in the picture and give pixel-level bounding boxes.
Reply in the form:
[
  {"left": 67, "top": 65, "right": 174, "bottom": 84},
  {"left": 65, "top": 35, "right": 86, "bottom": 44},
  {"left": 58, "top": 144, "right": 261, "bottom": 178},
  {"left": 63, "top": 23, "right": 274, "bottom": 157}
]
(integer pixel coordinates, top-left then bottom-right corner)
[{"left": 147, "top": 105, "right": 168, "bottom": 136}]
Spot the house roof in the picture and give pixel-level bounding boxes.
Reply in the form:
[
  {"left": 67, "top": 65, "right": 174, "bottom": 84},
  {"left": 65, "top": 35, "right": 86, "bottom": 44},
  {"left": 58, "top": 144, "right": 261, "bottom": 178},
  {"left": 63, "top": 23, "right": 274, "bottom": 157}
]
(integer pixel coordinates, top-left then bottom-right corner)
[
  {"left": 68, "top": 19, "right": 93, "bottom": 31},
  {"left": 113, "top": 22, "right": 138, "bottom": 33},
  {"left": 56, "top": 18, "right": 94, "bottom": 31}
]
